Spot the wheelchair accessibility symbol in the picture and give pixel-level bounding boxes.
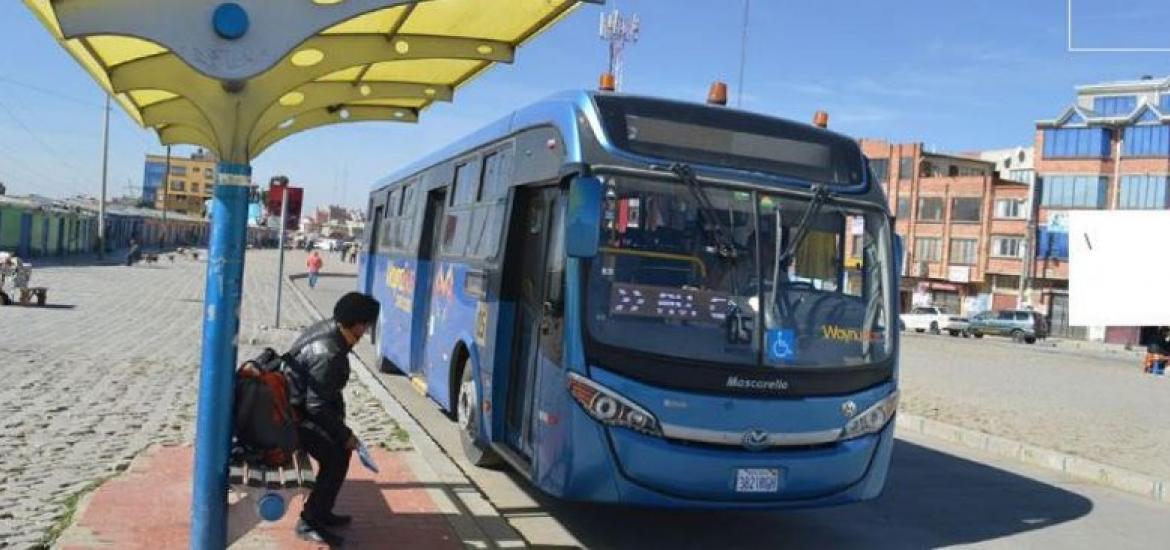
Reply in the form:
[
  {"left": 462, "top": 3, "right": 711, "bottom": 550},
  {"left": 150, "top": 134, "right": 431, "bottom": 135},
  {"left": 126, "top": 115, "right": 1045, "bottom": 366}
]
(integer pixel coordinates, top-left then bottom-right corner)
[{"left": 766, "top": 329, "right": 797, "bottom": 362}]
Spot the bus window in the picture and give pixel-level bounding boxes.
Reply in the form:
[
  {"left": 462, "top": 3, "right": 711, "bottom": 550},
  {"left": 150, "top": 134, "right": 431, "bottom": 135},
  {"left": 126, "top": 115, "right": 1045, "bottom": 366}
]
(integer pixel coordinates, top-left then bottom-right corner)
[
  {"left": 453, "top": 161, "right": 478, "bottom": 206},
  {"left": 480, "top": 149, "right": 512, "bottom": 200},
  {"left": 396, "top": 183, "right": 416, "bottom": 250}
]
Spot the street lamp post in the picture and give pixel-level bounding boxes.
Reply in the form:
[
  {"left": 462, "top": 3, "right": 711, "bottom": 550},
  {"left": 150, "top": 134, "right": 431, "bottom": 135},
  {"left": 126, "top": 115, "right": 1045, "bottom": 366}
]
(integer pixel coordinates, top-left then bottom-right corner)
[
  {"left": 97, "top": 94, "right": 110, "bottom": 258},
  {"left": 274, "top": 185, "right": 289, "bottom": 328}
]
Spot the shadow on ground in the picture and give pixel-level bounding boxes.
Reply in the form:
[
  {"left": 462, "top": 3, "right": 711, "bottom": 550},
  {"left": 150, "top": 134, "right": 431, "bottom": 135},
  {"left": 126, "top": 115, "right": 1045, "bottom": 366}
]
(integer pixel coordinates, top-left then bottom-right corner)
[{"left": 490, "top": 438, "right": 1093, "bottom": 550}]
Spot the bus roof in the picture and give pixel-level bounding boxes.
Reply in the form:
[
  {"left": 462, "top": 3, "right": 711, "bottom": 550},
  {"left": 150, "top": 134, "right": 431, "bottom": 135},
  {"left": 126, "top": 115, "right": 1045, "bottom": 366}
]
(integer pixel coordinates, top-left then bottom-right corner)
[{"left": 370, "top": 90, "right": 866, "bottom": 192}]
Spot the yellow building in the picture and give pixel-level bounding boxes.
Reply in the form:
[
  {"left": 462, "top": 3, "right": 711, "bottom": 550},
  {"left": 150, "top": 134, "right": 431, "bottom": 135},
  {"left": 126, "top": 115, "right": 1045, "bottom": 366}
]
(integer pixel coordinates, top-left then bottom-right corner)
[{"left": 145, "top": 149, "right": 218, "bottom": 216}]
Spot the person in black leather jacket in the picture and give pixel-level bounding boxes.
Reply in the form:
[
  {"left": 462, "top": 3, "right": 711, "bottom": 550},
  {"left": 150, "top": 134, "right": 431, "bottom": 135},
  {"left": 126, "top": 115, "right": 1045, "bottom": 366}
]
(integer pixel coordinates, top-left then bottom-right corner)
[{"left": 285, "top": 291, "right": 379, "bottom": 546}]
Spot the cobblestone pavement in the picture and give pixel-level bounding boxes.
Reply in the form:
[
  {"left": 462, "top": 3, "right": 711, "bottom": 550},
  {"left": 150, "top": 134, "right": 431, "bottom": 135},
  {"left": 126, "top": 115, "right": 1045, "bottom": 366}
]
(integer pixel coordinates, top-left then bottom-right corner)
[{"left": 0, "top": 250, "right": 405, "bottom": 549}]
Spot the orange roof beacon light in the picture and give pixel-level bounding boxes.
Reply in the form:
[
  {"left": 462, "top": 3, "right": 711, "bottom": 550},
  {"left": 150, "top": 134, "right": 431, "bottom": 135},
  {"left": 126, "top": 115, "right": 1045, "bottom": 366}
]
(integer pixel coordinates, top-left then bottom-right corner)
[
  {"left": 599, "top": 72, "right": 617, "bottom": 92},
  {"left": 707, "top": 81, "right": 729, "bottom": 106},
  {"left": 814, "top": 110, "right": 830, "bottom": 129}
]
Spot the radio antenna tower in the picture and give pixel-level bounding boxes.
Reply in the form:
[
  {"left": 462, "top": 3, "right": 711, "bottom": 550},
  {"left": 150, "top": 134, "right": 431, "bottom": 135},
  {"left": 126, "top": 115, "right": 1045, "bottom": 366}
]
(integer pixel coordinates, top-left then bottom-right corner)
[{"left": 600, "top": 7, "right": 641, "bottom": 91}]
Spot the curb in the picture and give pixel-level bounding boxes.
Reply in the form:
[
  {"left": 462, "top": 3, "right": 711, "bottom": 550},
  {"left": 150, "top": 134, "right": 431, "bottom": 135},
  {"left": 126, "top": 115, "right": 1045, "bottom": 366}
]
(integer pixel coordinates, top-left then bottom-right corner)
[
  {"left": 285, "top": 273, "right": 525, "bottom": 548},
  {"left": 897, "top": 413, "right": 1168, "bottom": 504}
]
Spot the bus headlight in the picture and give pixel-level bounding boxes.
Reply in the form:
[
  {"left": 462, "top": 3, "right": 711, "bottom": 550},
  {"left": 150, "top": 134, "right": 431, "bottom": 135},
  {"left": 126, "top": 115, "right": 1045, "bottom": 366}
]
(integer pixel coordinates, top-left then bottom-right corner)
[
  {"left": 840, "top": 391, "right": 898, "bottom": 440},
  {"left": 568, "top": 372, "right": 662, "bottom": 436}
]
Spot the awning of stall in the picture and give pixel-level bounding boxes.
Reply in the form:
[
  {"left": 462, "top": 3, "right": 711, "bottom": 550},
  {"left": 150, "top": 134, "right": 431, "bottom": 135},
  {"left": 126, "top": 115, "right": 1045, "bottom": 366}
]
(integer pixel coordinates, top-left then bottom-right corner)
[{"left": 25, "top": 0, "right": 597, "bottom": 162}]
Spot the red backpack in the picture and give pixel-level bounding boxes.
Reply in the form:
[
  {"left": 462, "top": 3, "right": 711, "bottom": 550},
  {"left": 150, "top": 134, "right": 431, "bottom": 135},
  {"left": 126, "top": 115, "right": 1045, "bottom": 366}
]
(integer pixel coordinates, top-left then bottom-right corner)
[{"left": 233, "top": 348, "right": 299, "bottom": 466}]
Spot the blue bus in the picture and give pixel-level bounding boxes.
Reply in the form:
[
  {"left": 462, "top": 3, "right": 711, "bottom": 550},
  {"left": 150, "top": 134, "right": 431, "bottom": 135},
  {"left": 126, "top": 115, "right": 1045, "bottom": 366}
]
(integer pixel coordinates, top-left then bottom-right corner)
[{"left": 359, "top": 91, "right": 899, "bottom": 508}]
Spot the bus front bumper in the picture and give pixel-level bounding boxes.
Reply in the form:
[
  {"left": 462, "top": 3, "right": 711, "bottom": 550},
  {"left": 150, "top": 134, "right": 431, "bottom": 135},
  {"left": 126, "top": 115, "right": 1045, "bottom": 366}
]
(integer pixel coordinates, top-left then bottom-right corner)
[{"left": 602, "top": 421, "right": 893, "bottom": 508}]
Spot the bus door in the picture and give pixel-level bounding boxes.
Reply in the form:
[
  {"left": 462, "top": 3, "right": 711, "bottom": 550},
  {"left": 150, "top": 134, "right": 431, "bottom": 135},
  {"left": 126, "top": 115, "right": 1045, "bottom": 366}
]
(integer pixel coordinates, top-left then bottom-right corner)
[
  {"left": 502, "top": 186, "right": 564, "bottom": 458},
  {"left": 411, "top": 188, "right": 447, "bottom": 377},
  {"left": 364, "top": 202, "right": 383, "bottom": 295}
]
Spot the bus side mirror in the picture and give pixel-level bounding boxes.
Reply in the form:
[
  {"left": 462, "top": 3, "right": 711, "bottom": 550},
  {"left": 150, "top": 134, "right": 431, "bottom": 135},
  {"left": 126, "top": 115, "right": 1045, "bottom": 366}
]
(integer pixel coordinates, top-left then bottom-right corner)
[
  {"left": 566, "top": 176, "right": 603, "bottom": 258},
  {"left": 893, "top": 234, "right": 904, "bottom": 279}
]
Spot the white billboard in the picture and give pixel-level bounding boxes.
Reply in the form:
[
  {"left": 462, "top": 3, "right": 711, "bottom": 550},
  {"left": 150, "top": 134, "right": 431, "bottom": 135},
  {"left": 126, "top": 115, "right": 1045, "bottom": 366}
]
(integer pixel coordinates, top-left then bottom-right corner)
[{"left": 1069, "top": 210, "right": 1170, "bottom": 326}]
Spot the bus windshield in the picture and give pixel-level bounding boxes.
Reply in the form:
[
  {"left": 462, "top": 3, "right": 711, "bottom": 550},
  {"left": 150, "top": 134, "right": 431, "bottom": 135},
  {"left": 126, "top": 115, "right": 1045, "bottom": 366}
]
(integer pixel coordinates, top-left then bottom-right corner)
[{"left": 585, "top": 175, "right": 893, "bottom": 369}]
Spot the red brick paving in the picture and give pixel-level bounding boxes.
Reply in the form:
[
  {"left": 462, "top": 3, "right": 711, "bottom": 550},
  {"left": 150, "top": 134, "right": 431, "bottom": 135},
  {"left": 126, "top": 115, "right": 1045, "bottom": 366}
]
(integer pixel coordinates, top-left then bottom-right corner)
[{"left": 60, "top": 445, "right": 462, "bottom": 549}]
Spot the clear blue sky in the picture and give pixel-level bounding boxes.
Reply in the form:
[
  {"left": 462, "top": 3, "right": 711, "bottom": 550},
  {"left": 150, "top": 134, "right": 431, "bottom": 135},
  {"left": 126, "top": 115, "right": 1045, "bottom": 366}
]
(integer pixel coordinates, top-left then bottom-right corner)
[{"left": 2, "top": 0, "right": 1170, "bottom": 211}]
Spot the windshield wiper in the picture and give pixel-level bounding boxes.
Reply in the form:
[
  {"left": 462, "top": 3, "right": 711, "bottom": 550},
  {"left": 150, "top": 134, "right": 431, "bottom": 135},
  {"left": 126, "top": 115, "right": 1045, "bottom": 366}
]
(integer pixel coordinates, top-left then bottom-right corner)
[
  {"left": 770, "top": 184, "right": 834, "bottom": 336},
  {"left": 669, "top": 163, "right": 737, "bottom": 261},
  {"left": 668, "top": 163, "right": 751, "bottom": 344},
  {"left": 776, "top": 184, "right": 833, "bottom": 267}
]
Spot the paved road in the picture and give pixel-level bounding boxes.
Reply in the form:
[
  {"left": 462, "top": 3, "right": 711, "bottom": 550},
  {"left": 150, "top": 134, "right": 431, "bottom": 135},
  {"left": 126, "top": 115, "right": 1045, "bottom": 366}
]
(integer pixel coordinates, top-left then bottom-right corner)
[
  {"left": 899, "top": 331, "right": 1170, "bottom": 480},
  {"left": 300, "top": 270, "right": 1170, "bottom": 549},
  {"left": 0, "top": 250, "right": 405, "bottom": 549}
]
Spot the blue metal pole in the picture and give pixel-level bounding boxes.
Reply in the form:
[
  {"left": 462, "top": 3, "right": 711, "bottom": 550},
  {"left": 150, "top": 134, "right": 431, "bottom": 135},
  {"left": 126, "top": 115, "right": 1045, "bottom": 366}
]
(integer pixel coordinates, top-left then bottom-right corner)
[{"left": 191, "top": 162, "right": 252, "bottom": 549}]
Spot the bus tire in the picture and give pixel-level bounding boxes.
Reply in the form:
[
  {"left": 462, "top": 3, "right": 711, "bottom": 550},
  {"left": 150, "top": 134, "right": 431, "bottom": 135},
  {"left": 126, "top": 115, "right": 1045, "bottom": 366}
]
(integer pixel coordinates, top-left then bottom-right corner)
[{"left": 456, "top": 362, "right": 502, "bottom": 468}]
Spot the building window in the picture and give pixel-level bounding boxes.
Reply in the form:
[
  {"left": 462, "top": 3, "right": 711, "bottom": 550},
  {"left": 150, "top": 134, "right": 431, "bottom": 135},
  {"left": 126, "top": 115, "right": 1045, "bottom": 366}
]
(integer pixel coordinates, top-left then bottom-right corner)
[
  {"left": 1122, "top": 125, "right": 1170, "bottom": 157},
  {"left": 190, "top": 183, "right": 199, "bottom": 193},
  {"left": 1007, "top": 169, "right": 1035, "bottom": 185},
  {"left": 171, "top": 180, "right": 185, "bottom": 192},
  {"left": 1040, "top": 175, "right": 1109, "bottom": 208},
  {"left": 896, "top": 195, "right": 911, "bottom": 218},
  {"left": 899, "top": 156, "right": 913, "bottom": 180},
  {"left": 1042, "top": 128, "right": 1111, "bottom": 159},
  {"left": 991, "top": 235, "right": 1024, "bottom": 258},
  {"left": 913, "top": 237, "right": 942, "bottom": 262},
  {"left": 869, "top": 158, "right": 889, "bottom": 182},
  {"left": 1093, "top": 95, "right": 1137, "bottom": 116},
  {"left": 917, "top": 197, "right": 944, "bottom": 221},
  {"left": 949, "top": 238, "right": 977, "bottom": 265},
  {"left": 994, "top": 198, "right": 1026, "bottom": 219},
  {"left": 950, "top": 197, "right": 982, "bottom": 222},
  {"left": 1119, "top": 174, "right": 1170, "bottom": 209},
  {"left": 170, "top": 166, "right": 187, "bottom": 176},
  {"left": 991, "top": 274, "right": 1020, "bottom": 293}
]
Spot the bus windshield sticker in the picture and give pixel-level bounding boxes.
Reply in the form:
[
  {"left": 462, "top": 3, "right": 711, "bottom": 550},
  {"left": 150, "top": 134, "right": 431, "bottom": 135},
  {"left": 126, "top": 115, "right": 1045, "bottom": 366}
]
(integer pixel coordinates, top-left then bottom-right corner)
[
  {"left": 609, "top": 282, "right": 731, "bottom": 323},
  {"left": 820, "top": 324, "right": 883, "bottom": 344},
  {"left": 766, "top": 329, "right": 797, "bottom": 362}
]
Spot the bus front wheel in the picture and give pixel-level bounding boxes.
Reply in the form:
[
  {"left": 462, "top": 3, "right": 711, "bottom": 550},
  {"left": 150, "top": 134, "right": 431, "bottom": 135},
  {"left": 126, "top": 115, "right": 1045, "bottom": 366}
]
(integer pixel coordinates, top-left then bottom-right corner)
[{"left": 457, "top": 363, "right": 502, "bottom": 468}]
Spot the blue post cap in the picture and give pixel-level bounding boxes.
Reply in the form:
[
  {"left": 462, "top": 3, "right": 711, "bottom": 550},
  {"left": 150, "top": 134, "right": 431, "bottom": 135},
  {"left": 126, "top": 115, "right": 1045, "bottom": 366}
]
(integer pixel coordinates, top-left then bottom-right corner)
[
  {"left": 213, "top": 3, "right": 249, "bottom": 40},
  {"left": 256, "top": 492, "right": 286, "bottom": 522}
]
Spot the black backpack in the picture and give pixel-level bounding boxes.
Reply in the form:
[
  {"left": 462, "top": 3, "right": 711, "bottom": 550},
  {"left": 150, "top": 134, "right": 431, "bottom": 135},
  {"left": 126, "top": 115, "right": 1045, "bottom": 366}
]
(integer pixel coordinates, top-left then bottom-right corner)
[{"left": 233, "top": 348, "right": 299, "bottom": 466}]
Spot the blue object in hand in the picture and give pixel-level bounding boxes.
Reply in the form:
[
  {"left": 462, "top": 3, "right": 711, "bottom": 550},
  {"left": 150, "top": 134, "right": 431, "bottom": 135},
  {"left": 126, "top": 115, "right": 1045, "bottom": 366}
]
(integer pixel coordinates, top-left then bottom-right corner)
[{"left": 356, "top": 440, "right": 379, "bottom": 473}]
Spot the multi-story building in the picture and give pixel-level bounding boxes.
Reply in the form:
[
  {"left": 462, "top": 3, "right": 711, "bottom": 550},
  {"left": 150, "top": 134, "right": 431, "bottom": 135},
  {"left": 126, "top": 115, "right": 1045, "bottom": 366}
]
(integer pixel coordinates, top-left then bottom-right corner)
[
  {"left": 142, "top": 148, "right": 218, "bottom": 216},
  {"left": 980, "top": 146, "right": 1036, "bottom": 187},
  {"left": 1034, "top": 75, "right": 1170, "bottom": 343},
  {"left": 861, "top": 140, "right": 1030, "bottom": 315}
]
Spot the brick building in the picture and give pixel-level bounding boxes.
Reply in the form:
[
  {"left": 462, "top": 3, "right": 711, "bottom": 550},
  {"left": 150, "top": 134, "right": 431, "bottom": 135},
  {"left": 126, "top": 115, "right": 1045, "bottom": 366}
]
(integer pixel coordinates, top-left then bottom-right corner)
[
  {"left": 862, "top": 140, "right": 1030, "bottom": 315},
  {"left": 1033, "top": 76, "right": 1170, "bottom": 343}
]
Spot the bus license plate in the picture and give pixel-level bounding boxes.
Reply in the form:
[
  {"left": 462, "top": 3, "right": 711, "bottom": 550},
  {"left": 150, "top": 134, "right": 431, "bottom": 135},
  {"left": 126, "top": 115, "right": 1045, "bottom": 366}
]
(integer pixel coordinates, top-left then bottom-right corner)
[{"left": 735, "top": 468, "right": 780, "bottom": 493}]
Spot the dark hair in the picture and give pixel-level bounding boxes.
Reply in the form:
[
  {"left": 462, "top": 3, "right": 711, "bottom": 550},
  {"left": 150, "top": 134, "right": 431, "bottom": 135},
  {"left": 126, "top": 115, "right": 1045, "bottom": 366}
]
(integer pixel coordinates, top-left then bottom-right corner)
[{"left": 334, "top": 292, "right": 380, "bottom": 327}]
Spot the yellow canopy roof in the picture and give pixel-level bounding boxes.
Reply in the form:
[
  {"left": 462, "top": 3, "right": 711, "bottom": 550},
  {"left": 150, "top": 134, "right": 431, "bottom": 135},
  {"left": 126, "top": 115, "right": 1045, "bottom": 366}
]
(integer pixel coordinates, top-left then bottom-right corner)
[{"left": 25, "top": 0, "right": 594, "bottom": 162}]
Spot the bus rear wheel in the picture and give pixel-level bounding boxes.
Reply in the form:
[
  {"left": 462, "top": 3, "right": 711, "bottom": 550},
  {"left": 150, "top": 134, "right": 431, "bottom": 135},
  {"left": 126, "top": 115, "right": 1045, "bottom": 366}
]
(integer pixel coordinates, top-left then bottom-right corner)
[{"left": 457, "top": 363, "right": 502, "bottom": 468}]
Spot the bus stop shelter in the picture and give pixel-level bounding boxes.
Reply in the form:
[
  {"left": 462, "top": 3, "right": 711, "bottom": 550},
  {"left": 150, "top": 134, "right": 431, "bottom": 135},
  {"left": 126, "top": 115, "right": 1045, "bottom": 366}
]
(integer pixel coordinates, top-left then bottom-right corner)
[{"left": 24, "top": 1, "right": 596, "bottom": 547}]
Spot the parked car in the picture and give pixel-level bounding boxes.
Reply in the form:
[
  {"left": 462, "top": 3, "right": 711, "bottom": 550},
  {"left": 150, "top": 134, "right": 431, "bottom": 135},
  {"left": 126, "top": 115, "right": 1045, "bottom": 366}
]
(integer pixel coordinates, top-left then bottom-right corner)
[
  {"left": 967, "top": 309, "right": 1049, "bottom": 344},
  {"left": 899, "top": 306, "right": 970, "bottom": 336}
]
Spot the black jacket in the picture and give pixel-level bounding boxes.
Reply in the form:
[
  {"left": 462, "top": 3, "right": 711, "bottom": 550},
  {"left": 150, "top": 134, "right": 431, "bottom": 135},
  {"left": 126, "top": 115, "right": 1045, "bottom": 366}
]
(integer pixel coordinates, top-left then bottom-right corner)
[{"left": 285, "top": 319, "right": 353, "bottom": 445}]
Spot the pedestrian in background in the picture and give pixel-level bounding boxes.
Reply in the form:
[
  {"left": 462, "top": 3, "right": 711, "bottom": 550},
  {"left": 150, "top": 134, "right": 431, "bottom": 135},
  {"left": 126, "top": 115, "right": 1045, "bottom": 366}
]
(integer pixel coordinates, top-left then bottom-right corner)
[
  {"left": 285, "top": 292, "right": 380, "bottom": 546},
  {"left": 307, "top": 250, "right": 323, "bottom": 289},
  {"left": 125, "top": 239, "right": 141, "bottom": 266}
]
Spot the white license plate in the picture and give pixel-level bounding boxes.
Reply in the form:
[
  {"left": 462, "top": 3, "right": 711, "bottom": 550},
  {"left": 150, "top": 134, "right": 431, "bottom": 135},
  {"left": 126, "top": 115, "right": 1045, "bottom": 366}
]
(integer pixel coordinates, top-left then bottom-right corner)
[{"left": 735, "top": 468, "right": 780, "bottom": 493}]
